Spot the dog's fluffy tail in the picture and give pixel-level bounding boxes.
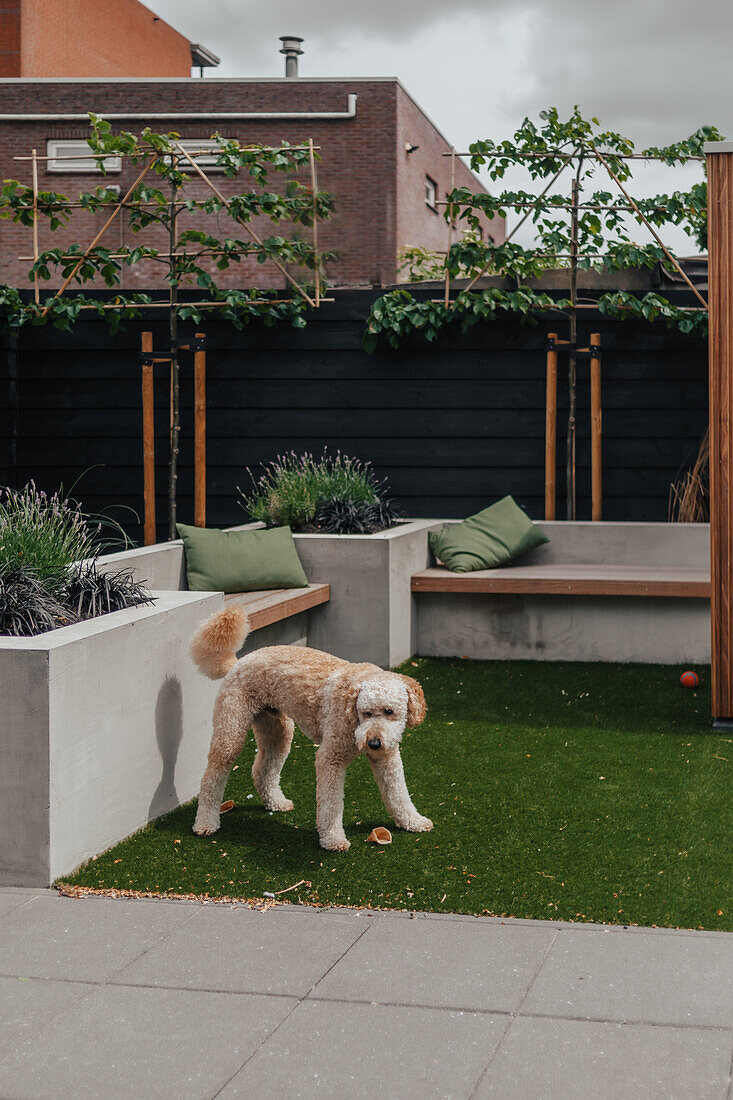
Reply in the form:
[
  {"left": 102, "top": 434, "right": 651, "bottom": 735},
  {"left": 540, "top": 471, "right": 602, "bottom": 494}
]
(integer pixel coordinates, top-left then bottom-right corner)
[{"left": 191, "top": 605, "right": 250, "bottom": 680}]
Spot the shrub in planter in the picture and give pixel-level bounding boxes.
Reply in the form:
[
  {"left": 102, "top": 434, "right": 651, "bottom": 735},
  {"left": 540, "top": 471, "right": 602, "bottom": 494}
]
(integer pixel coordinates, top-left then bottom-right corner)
[
  {"left": 0, "top": 566, "right": 75, "bottom": 637},
  {"left": 0, "top": 482, "right": 153, "bottom": 637},
  {"left": 239, "top": 451, "right": 404, "bottom": 534},
  {"left": 63, "top": 560, "right": 154, "bottom": 620}
]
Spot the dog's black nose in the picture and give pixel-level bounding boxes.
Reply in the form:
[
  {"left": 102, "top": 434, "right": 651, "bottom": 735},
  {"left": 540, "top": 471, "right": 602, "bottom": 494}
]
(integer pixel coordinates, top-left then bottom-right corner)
[{"left": 367, "top": 737, "right": 382, "bottom": 751}]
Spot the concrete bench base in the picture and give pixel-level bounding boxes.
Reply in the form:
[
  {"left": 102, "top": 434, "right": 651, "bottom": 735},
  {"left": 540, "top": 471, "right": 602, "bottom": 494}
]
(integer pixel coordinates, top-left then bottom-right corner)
[
  {"left": 416, "top": 591, "right": 710, "bottom": 664},
  {"left": 414, "top": 522, "right": 711, "bottom": 664}
]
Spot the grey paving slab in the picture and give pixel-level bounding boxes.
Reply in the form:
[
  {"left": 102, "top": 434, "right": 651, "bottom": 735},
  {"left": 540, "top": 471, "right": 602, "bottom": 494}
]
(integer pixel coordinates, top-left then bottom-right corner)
[
  {"left": 0, "top": 890, "right": 39, "bottom": 920},
  {"left": 115, "top": 904, "right": 371, "bottom": 997},
  {"left": 219, "top": 999, "right": 506, "bottom": 1099},
  {"left": 313, "top": 913, "right": 558, "bottom": 1012},
  {"left": 0, "top": 982, "right": 297, "bottom": 1100},
  {"left": 474, "top": 1015, "right": 733, "bottom": 1100},
  {"left": 522, "top": 927, "right": 733, "bottom": 1027},
  {"left": 0, "top": 893, "right": 197, "bottom": 982},
  {"left": 0, "top": 976, "right": 96, "bottom": 1061}
]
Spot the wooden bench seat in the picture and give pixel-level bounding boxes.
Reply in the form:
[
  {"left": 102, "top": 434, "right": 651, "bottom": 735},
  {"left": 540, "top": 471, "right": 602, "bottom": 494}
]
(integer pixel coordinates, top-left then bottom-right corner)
[
  {"left": 411, "top": 565, "right": 710, "bottom": 599},
  {"left": 224, "top": 583, "right": 330, "bottom": 631}
]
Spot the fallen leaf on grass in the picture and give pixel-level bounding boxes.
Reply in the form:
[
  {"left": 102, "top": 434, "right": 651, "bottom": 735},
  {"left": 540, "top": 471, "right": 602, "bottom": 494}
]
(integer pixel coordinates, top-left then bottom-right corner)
[
  {"left": 367, "top": 827, "right": 392, "bottom": 845},
  {"left": 220, "top": 800, "right": 235, "bottom": 813}
]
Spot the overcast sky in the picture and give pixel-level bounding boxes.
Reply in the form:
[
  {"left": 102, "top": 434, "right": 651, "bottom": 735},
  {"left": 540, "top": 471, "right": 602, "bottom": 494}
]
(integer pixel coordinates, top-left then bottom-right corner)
[{"left": 144, "top": 0, "right": 730, "bottom": 253}]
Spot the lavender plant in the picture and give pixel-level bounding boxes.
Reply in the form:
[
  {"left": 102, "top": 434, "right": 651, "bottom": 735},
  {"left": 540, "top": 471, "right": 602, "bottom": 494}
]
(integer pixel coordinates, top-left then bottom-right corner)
[
  {"left": 0, "top": 482, "right": 97, "bottom": 591},
  {"left": 238, "top": 451, "right": 401, "bottom": 533}
]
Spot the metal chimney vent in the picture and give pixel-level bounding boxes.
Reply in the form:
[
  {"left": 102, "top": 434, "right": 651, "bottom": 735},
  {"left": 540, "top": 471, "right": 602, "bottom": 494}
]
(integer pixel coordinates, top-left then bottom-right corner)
[{"left": 279, "top": 35, "right": 304, "bottom": 78}]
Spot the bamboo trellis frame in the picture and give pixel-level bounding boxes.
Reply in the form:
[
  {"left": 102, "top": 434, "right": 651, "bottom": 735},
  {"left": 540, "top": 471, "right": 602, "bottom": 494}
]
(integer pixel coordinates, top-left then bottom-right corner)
[
  {"left": 436, "top": 145, "right": 708, "bottom": 522},
  {"left": 15, "top": 138, "right": 328, "bottom": 541}
]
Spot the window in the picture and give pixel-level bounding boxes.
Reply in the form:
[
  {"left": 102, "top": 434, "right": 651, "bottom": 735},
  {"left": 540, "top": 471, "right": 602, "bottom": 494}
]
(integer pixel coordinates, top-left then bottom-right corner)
[
  {"left": 176, "top": 140, "right": 226, "bottom": 172},
  {"left": 46, "top": 140, "right": 121, "bottom": 173},
  {"left": 425, "top": 175, "right": 437, "bottom": 210}
]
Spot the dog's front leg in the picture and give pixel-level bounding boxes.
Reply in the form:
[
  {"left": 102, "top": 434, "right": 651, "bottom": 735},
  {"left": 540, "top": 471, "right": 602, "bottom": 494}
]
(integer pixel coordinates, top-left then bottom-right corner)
[
  {"left": 368, "top": 750, "right": 433, "bottom": 833},
  {"left": 315, "top": 746, "right": 351, "bottom": 851}
]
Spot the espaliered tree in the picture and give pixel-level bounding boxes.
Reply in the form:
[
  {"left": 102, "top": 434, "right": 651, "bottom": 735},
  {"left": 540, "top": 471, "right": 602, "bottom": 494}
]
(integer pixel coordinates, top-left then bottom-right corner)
[
  {"left": 0, "top": 114, "right": 335, "bottom": 536},
  {"left": 364, "top": 107, "right": 721, "bottom": 519}
]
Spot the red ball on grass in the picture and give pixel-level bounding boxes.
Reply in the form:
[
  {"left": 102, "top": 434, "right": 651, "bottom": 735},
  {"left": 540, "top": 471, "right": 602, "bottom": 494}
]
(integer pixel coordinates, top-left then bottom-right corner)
[{"left": 680, "top": 670, "right": 699, "bottom": 689}]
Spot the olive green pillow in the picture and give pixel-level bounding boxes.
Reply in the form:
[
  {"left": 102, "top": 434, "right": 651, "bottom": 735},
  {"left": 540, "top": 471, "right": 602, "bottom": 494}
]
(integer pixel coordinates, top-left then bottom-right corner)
[
  {"left": 429, "top": 496, "right": 549, "bottom": 573},
  {"left": 176, "top": 524, "right": 308, "bottom": 593}
]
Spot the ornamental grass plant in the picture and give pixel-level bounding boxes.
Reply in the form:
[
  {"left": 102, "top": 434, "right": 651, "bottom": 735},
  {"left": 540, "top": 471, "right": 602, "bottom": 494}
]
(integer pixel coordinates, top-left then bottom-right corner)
[
  {"left": 0, "top": 481, "right": 97, "bottom": 592},
  {"left": 239, "top": 451, "right": 402, "bottom": 533},
  {"left": 0, "top": 481, "right": 151, "bottom": 637}
]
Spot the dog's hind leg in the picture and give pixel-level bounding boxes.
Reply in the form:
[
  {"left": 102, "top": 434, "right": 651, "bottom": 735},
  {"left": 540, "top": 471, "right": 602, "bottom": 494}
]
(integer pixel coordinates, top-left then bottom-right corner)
[
  {"left": 252, "top": 709, "right": 295, "bottom": 812},
  {"left": 193, "top": 689, "right": 256, "bottom": 837}
]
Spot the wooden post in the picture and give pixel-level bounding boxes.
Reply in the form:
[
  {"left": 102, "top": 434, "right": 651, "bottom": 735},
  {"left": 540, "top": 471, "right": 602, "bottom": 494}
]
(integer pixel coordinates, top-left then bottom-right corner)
[
  {"left": 194, "top": 333, "right": 207, "bottom": 528},
  {"left": 545, "top": 333, "right": 558, "bottom": 520},
  {"left": 141, "top": 332, "right": 156, "bottom": 546},
  {"left": 590, "top": 332, "right": 602, "bottom": 521},
  {"left": 706, "top": 142, "right": 733, "bottom": 724},
  {"left": 31, "top": 148, "right": 40, "bottom": 305}
]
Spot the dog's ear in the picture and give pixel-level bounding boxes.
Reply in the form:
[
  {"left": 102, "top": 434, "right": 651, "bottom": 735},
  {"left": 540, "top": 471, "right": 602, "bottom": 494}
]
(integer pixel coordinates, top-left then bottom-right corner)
[
  {"left": 341, "top": 678, "right": 362, "bottom": 730},
  {"left": 399, "top": 675, "right": 427, "bottom": 728}
]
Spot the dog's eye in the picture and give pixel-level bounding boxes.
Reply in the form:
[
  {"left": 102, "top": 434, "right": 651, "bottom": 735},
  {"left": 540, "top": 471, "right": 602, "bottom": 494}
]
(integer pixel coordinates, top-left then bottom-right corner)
[
  {"left": 363, "top": 711, "right": 372, "bottom": 718},
  {"left": 384, "top": 708, "right": 394, "bottom": 716}
]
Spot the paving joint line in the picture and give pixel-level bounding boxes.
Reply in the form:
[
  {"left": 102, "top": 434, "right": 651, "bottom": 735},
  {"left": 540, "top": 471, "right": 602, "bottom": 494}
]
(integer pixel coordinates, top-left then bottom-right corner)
[
  {"left": 210, "top": 916, "right": 376, "bottom": 1098},
  {"left": 468, "top": 926, "right": 562, "bottom": 1098}
]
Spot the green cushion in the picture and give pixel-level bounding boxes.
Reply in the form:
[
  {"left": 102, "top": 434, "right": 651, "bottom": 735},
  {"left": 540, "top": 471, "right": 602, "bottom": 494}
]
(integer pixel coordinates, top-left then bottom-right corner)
[
  {"left": 428, "top": 497, "right": 549, "bottom": 573},
  {"left": 176, "top": 524, "right": 308, "bottom": 593}
]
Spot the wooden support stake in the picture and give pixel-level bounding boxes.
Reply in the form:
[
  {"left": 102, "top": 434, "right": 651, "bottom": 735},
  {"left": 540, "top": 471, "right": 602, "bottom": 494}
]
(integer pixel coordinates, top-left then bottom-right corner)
[
  {"left": 31, "top": 148, "right": 40, "bottom": 305},
  {"left": 706, "top": 143, "right": 733, "bottom": 723},
  {"left": 590, "top": 332, "right": 602, "bottom": 521},
  {"left": 141, "top": 332, "right": 156, "bottom": 546},
  {"left": 444, "top": 147, "right": 455, "bottom": 308},
  {"left": 545, "top": 333, "right": 558, "bottom": 520},
  {"left": 194, "top": 333, "right": 207, "bottom": 528},
  {"left": 308, "top": 138, "right": 320, "bottom": 308}
]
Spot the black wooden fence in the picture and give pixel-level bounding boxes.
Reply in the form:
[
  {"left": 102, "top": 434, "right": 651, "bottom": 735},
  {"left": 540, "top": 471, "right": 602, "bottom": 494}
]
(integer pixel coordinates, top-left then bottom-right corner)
[{"left": 1, "top": 289, "right": 708, "bottom": 543}]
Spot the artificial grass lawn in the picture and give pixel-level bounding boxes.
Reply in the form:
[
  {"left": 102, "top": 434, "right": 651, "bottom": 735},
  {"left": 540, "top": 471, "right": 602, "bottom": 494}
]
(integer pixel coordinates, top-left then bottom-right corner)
[{"left": 60, "top": 658, "right": 733, "bottom": 930}]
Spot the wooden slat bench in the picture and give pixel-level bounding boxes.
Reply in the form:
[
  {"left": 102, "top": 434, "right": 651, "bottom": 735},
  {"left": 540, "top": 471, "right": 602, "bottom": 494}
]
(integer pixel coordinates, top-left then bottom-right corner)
[
  {"left": 411, "top": 565, "right": 710, "bottom": 599},
  {"left": 224, "top": 583, "right": 330, "bottom": 631}
]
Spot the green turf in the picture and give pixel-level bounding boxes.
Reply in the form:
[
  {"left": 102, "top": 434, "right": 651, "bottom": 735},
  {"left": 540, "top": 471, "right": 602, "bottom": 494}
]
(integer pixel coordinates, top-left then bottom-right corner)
[{"left": 59, "top": 658, "right": 733, "bottom": 930}]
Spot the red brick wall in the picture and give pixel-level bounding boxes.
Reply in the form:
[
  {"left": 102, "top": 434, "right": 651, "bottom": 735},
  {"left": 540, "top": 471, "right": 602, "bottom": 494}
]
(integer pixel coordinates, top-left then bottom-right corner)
[
  {"left": 18, "top": 0, "right": 191, "bottom": 77},
  {"left": 0, "top": 0, "right": 20, "bottom": 76},
  {"left": 395, "top": 83, "right": 504, "bottom": 279},
  {"left": 0, "top": 79, "right": 502, "bottom": 291}
]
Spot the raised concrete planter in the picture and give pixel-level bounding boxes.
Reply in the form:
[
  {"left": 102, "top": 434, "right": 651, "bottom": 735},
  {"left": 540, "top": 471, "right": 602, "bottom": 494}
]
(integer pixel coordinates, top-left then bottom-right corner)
[
  {"left": 292, "top": 521, "right": 441, "bottom": 667},
  {"left": 0, "top": 590, "right": 222, "bottom": 886},
  {"left": 415, "top": 521, "right": 711, "bottom": 664}
]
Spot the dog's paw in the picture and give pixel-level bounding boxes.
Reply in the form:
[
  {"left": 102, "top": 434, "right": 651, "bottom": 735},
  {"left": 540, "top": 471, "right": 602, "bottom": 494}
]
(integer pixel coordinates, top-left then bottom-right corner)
[
  {"left": 320, "top": 834, "right": 351, "bottom": 852},
  {"left": 265, "top": 796, "right": 294, "bottom": 812},
  {"left": 403, "top": 814, "right": 433, "bottom": 833},
  {"left": 193, "top": 818, "right": 219, "bottom": 837}
]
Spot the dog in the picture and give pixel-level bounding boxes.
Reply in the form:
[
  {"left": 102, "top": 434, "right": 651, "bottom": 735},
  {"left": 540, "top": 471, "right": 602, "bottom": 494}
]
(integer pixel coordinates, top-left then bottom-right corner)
[{"left": 190, "top": 606, "right": 433, "bottom": 851}]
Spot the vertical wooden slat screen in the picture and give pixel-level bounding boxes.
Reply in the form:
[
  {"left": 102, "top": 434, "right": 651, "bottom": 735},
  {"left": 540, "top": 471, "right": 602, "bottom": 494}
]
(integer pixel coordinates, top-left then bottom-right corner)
[{"left": 705, "top": 144, "right": 733, "bottom": 723}]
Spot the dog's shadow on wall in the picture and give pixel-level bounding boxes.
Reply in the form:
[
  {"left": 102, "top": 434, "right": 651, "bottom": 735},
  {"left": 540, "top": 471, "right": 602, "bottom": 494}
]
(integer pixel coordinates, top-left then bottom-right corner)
[{"left": 148, "top": 676, "right": 183, "bottom": 821}]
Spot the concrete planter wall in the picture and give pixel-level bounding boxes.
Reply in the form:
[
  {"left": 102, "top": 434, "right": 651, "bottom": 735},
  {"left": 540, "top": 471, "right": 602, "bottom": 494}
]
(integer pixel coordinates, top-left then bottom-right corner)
[
  {"left": 0, "top": 590, "right": 222, "bottom": 886},
  {"left": 292, "top": 521, "right": 441, "bottom": 667},
  {"left": 415, "top": 521, "right": 711, "bottom": 664}
]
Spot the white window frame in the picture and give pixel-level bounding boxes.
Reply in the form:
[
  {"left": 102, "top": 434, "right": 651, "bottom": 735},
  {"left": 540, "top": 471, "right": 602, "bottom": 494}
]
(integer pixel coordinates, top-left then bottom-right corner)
[
  {"left": 425, "top": 175, "right": 437, "bottom": 210},
  {"left": 46, "top": 140, "right": 121, "bottom": 174},
  {"left": 176, "top": 140, "right": 226, "bottom": 172}
]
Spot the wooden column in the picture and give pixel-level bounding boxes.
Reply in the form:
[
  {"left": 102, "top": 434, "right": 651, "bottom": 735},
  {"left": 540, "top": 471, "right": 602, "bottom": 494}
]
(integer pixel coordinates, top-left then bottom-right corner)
[
  {"left": 545, "top": 333, "right": 558, "bottom": 520},
  {"left": 706, "top": 143, "right": 733, "bottom": 724},
  {"left": 141, "top": 332, "right": 156, "bottom": 546},
  {"left": 194, "top": 332, "right": 207, "bottom": 528},
  {"left": 590, "top": 333, "right": 602, "bottom": 521}
]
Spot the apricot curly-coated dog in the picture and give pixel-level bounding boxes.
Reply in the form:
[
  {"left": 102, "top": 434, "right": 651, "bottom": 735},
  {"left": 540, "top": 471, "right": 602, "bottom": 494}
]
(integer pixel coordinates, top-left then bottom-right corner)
[{"left": 190, "top": 606, "right": 433, "bottom": 851}]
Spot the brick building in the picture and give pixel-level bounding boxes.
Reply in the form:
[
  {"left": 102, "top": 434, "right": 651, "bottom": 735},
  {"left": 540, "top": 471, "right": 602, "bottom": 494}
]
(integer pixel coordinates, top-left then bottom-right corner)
[{"left": 0, "top": 5, "right": 503, "bottom": 290}]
